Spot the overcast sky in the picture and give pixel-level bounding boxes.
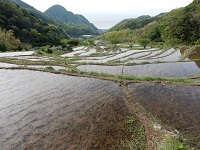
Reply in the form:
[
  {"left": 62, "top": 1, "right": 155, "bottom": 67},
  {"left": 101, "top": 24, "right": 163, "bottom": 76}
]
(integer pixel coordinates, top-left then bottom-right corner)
[{"left": 22, "top": 0, "right": 193, "bottom": 29}]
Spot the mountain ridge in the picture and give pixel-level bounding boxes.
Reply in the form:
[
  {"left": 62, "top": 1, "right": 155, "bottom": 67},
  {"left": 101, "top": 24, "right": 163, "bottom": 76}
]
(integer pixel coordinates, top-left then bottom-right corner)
[
  {"left": 0, "top": 0, "right": 69, "bottom": 46},
  {"left": 44, "top": 4, "right": 97, "bottom": 31},
  {"left": 9, "top": 0, "right": 99, "bottom": 36}
]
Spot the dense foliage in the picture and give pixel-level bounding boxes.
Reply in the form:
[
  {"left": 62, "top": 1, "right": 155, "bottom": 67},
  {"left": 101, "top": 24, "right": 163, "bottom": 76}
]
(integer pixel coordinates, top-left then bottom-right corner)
[
  {"left": 0, "top": 0, "right": 69, "bottom": 46},
  {"left": 11, "top": 0, "right": 99, "bottom": 37},
  {"left": 0, "top": 28, "right": 21, "bottom": 51},
  {"left": 101, "top": 0, "right": 200, "bottom": 46},
  {"left": 45, "top": 5, "right": 97, "bottom": 30},
  {"left": 158, "top": 0, "right": 200, "bottom": 44},
  {"left": 109, "top": 14, "right": 165, "bottom": 31}
]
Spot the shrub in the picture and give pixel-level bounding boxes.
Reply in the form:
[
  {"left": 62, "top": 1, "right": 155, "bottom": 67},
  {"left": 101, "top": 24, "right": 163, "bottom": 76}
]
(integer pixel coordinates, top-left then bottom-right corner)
[{"left": 67, "top": 39, "right": 80, "bottom": 47}]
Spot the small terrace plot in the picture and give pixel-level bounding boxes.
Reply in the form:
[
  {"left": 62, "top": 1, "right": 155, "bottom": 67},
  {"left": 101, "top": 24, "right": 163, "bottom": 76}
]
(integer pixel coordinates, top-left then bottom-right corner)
[
  {"left": 77, "top": 62, "right": 200, "bottom": 78},
  {"left": 0, "top": 51, "right": 67, "bottom": 71}
]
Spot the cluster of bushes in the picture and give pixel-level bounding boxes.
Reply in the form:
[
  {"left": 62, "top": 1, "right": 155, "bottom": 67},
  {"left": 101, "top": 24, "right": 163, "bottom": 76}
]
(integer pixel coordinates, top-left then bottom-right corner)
[
  {"left": 0, "top": 28, "right": 21, "bottom": 51},
  {"left": 61, "top": 38, "right": 80, "bottom": 48}
]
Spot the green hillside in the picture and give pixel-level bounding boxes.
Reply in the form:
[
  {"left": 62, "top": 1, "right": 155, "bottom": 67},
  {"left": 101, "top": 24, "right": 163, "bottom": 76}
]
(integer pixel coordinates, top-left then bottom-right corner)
[
  {"left": 101, "top": 0, "right": 200, "bottom": 46},
  {"left": 10, "top": 0, "right": 56, "bottom": 24},
  {"left": 0, "top": 0, "right": 69, "bottom": 46},
  {"left": 45, "top": 5, "right": 97, "bottom": 29},
  {"left": 11, "top": 0, "right": 99, "bottom": 37},
  {"left": 109, "top": 14, "right": 165, "bottom": 31},
  {"left": 44, "top": 5, "right": 98, "bottom": 36}
]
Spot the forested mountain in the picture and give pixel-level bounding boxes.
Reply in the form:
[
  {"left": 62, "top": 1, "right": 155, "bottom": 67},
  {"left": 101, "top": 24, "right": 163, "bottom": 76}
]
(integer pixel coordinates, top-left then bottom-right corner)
[
  {"left": 10, "top": 0, "right": 99, "bottom": 37},
  {"left": 158, "top": 0, "right": 200, "bottom": 44},
  {"left": 45, "top": 5, "right": 97, "bottom": 31},
  {"left": 0, "top": 0, "right": 69, "bottom": 46},
  {"left": 100, "top": 0, "right": 200, "bottom": 45},
  {"left": 109, "top": 14, "right": 166, "bottom": 31},
  {"left": 10, "top": 0, "right": 57, "bottom": 24}
]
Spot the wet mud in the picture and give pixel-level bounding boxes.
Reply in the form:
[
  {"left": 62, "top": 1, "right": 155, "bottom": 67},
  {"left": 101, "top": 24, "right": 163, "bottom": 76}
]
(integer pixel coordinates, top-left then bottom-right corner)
[{"left": 128, "top": 83, "right": 200, "bottom": 149}]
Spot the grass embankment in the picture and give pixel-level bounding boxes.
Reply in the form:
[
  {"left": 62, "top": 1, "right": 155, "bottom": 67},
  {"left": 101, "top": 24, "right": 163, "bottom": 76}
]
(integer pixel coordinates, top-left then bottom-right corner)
[
  {"left": 1, "top": 63, "right": 198, "bottom": 85},
  {"left": 159, "top": 136, "right": 194, "bottom": 150},
  {"left": 122, "top": 116, "right": 146, "bottom": 150},
  {"left": 57, "top": 67, "right": 200, "bottom": 85}
]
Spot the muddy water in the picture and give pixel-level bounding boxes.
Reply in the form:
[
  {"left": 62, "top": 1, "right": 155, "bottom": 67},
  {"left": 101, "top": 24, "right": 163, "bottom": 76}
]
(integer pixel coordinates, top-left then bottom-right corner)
[
  {"left": 77, "top": 62, "right": 200, "bottom": 77},
  {"left": 0, "top": 70, "right": 133, "bottom": 150},
  {"left": 128, "top": 83, "right": 200, "bottom": 149}
]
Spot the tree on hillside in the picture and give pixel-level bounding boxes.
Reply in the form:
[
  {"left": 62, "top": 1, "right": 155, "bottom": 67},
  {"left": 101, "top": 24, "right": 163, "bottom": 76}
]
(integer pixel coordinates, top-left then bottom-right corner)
[
  {"left": 193, "top": 0, "right": 200, "bottom": 3},
  {"left": 138, "top": 38, "right": 151, "bottom": 48}
]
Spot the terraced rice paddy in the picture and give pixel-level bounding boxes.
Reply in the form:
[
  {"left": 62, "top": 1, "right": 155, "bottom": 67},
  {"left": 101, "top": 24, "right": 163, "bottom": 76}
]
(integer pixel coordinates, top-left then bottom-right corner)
[
  {"left": 0, "top": 70, "right": 200, "bottom": 149},
  {"left": 0, "top": 46, "right": 199, "bottom": 78},
  {"left": 0, "top": 45, "right": 200, "bottom": 149},
  {"left": 60, "top": 45, "right": 199, "bottom": 78}
]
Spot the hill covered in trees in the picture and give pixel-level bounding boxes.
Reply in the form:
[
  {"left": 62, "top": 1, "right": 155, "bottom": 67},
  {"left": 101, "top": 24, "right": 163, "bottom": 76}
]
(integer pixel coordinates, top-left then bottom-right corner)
[
  {"left": 109, "top": 14, "right": 165, "bottom": 32},
  {"left": 10, "top": 0, "right": 99, "bottom": 37},
  {"left": 100, "top": 0, "right": 200, "bottom": 46},
  {"left": 45, "top": 5, "right": 97, "bottom": 31},
  {"left": 0, "top": 0, "right": 69, "bottom": 47}
]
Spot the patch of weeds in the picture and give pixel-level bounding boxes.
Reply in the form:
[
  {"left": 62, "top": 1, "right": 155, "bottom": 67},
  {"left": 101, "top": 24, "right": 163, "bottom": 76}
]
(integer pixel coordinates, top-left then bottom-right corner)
[
  {"left": 106, "top": 60, "right": 122, "bottom": 65},
  {"left": 154, "top": 61, "right": 166, "bottom": 63},
  {"left": 69, "top": 57, "right": 81, "bottom": 61},
  {"left": 115, "top": 75, "right": 194, "bottom": 83},
  {"left": 159, "top": 136, "right": 193, "bottom": 150},
  {"left": 45, "top": 66, "right": 55, "bottom": 70},
  {"left": 126, "top": 62, "right": 137, "bottom": 66},
  {"left": 68, "top": 67, "right": 80, "bottom": 73},
  {"left": 187, "top": 73, "right": 200, "bottom": 78},
  {"left": 107, "top": 59, "right": 122, "bottom": 65},
  {"left": 140, "top": 61, "right": 150, "bottom": 64},
  {"left": 122, "top": 116, "right": 146, "bottom": 150},
  {"left": 58, "top": 69, "right": 68, "bottom": 72},
  {"left": 86, "top": 71, "right": 111, "bottom": 77},
  {"left": 126, "top": 116, "right": 136, "bottom": 125}
]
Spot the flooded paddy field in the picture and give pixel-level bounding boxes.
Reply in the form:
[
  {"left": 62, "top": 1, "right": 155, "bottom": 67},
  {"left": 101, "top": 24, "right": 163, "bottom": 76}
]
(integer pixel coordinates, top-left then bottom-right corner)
[
  {"left": 0, "top": 69, "right": 200, "bottom": 149},
  {"left": 0, "top": 70, "right": 136, "bottom": 149},
  {"left": 0, "top": 51, "right": 34, "bottom": 57},
  {"left": 0, "top": 62, "right": 67, "bottom": 71},
  {"left": 128, "top": 83, "right": 200, "bottom": 148},
  {"left": 0, "top": 46, "right": 199, "bottom": 79},
  {"left": 77, "top": 62, "right": 200, "bottom": 78}
]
